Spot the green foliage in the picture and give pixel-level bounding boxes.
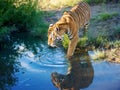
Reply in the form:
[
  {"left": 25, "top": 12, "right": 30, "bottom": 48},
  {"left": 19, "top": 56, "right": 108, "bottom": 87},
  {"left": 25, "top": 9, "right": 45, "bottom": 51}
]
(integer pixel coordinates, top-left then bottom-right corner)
[
  {"left": 0, "top": 0, "right": 47, "bottom": 40},
  {"left": 62, "top": 34, "right": 88, "bottom": 49},
  {"left": 0, "top": 27, "right": 9, "bottom": 36},
  {"left": 88, "top": 34, "right": 108, "bottom": 47},
  {"left": 62, "top": 33, "right": 110, "bottom": 49},
  {"left": 107, "top": 40, "right": 120, "bottom": 48},
  {"left": 113, "top": 40, "right": 120, "bottom": 48},
  {"left": 31, "top": 21, "right": 48, "bottom": 39},
  {"left": 62, "top": 34, "right": 70, "bottom": 49},
  {"left": 77, "top": 36, "right": 88, "bottom": 47},
  {"left": 95, "top": 12, "right": 119, "bottom": 21}
]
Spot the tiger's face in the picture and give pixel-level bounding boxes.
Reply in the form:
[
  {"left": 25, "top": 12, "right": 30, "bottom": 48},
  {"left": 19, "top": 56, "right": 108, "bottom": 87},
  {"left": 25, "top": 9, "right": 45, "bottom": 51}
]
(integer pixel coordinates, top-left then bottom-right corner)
[{"left": 48, "top": 23, "right": 65, "bottom": 47}]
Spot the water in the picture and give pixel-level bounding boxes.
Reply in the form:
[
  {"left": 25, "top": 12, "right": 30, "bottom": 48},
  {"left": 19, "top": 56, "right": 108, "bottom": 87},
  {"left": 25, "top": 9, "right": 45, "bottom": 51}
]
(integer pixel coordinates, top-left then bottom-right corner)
[{"left": 0, "top": 33, "right": 120, "bottom": 90}]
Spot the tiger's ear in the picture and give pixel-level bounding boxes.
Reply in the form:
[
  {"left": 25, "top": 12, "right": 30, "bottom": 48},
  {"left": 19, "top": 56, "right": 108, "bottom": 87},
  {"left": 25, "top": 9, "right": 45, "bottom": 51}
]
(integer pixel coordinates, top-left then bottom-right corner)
[
  {"left": 63, "top": 11, "right": 69, "bottom": 15},
  {"left": 49, "top": 24, "right": 53, "bottom": 27}
]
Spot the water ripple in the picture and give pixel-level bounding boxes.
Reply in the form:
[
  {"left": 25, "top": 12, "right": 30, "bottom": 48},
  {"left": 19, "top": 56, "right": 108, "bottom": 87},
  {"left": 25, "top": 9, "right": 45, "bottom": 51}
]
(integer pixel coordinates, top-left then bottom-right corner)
[
  {"left": 20, "top": 44, "right": 68, "bottom": 68},
  {"left": 38, "top": 46, "right": 68, "bottom": 67}
]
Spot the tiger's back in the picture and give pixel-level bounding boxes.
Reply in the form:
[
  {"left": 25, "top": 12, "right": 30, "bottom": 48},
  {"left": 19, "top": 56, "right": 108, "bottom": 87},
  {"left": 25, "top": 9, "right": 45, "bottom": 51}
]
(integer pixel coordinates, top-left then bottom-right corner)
[{"left": 65, "top": 2, "right": 91, "bottom": 29}]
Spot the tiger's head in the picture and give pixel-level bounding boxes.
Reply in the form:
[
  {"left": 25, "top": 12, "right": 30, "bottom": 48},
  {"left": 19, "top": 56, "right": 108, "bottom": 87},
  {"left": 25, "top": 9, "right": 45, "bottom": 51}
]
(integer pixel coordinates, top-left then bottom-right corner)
[{"left": 48, "top": 22, "right": 68, "bottom": 47}]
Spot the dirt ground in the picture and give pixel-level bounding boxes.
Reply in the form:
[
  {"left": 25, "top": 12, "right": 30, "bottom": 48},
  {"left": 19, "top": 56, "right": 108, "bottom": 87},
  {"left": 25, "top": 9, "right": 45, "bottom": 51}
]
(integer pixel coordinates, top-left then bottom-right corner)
[{"left": 45, "top": 3, "right": 120, "bottom": 63}]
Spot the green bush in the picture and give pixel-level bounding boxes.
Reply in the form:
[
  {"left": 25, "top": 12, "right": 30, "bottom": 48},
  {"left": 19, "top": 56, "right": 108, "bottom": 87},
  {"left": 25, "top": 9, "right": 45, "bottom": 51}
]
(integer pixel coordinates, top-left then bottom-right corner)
[
  {"left": 96, "top": 12, "right": 119, "bottom": 21},
  {"left": 88, "top": 34, "right": 109, "bottom": 47},
  {"left": 62, "top": 34, "right": 70, "bottom": 49},
  {"left": 62, "top": 33, "right": 109, "bottom": 49},
  {"left": 77, "top": 36, "right": 88, "bottom": 47},
  {"left": 62, "top": 33, "right": 88, "bottom": 49},
  {"left": 0, "top": 0, "right": 47, "bottom": 40}
]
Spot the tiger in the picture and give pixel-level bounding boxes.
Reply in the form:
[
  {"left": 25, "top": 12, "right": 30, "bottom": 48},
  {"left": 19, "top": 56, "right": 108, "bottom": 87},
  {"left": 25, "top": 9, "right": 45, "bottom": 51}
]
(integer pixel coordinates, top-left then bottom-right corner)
[{"left": 48, "top": 1, "right": 91, "bottom": 58}]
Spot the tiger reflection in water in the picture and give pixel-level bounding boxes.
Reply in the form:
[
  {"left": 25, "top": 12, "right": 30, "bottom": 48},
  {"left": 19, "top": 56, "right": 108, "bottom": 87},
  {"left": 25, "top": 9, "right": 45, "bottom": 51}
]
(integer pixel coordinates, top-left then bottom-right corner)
[{"left": 51, "top": 53, "right": 94, "bottom": 90}]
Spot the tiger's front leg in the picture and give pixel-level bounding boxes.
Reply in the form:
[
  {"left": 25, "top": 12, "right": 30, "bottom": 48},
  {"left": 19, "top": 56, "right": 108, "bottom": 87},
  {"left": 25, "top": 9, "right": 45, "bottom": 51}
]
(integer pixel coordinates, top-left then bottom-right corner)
[{"left": 67, "top": 35, "right": 79, "bottom": 58}]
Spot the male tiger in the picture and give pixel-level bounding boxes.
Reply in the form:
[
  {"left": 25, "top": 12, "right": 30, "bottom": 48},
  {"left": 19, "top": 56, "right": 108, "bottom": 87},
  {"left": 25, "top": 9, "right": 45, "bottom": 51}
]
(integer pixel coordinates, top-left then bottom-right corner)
[{"left": 48, "top": 1, "right": 91, "bottom": 58}]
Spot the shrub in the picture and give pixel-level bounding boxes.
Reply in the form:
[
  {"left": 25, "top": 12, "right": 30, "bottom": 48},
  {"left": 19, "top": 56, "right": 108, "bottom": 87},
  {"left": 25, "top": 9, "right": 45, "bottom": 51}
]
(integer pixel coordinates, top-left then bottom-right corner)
[
  {"left": 77, "top": 36, "right": 88, "bottom": 47},
  {"left": 0, "top": 0, "right": 47, "bottom": 40},
  {"left": 95, "top": 12, "right": 119, "bottom": 21},
  {"left": 88, "top": 34, "right": 108, "bottom": 47},
  {"left": 62, "top": 33, "right": 88, "bottom": 49},
  {"left": 62, "top": 34, "right": 70, "bottom": 49}
]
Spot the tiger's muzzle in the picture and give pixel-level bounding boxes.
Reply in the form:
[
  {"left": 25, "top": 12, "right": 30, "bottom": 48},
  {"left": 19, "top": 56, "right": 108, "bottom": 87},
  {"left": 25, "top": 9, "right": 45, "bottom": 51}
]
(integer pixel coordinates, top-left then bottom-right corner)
[{"left": 48, "top": 34, "right": 63, "bottom": 48}]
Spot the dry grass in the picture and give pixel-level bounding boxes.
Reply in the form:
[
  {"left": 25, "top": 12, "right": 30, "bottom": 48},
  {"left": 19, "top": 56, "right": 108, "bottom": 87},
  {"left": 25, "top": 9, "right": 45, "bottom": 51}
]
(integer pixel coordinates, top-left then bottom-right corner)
[
  {"left": 105, "top": 48, "right": 120, "bottom": 63},
  {"left": 39, "top": 0, "right": 82, "bottom": 10},
  {"left": 88, "top": 50, "right": 105, "bottom": 60}
]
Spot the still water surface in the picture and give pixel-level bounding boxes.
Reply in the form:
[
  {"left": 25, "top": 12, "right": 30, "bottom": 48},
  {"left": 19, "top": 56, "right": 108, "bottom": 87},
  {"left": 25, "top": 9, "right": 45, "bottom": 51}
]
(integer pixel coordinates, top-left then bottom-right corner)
[{"left": 0, "top": 33, "right": 120, "bottom": 90}]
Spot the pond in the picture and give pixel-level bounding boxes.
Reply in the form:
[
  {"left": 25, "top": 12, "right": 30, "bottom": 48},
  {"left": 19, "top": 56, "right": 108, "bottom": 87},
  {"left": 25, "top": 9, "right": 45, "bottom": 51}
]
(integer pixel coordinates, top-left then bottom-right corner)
[{"left": 0, "top": 32, "right": 120, "bottom": 90}]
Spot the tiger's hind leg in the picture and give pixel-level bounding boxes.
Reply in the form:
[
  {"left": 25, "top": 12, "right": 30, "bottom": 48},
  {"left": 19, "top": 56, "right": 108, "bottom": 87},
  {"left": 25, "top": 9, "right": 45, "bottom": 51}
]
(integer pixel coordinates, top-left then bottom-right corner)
[{"left": 83, "top": 23, "right": 89, "bottom": 36}]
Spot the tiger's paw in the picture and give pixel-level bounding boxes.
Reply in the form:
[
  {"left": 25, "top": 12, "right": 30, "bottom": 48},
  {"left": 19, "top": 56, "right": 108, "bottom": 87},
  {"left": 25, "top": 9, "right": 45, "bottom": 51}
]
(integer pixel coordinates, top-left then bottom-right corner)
[{"left": 66, "top": 55, "right": 73, "bottom": 60}]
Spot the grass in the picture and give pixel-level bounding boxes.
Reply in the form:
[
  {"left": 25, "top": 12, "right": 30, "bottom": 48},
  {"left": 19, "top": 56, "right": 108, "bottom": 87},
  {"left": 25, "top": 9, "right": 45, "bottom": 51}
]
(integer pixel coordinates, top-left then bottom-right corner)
[
  {"left": 113, "top": 25, "right": 120, "bottom": 36},
  {"left": 50, "top": 0, "right": 81, "bottom": 8},
  {"left": 95, "top": 12, "right": 119, "bottom": 21},
  {"left": 39, "top": 0, "right": 120, "bottom": 10},
  {"left": 62, "top": 34, "right": 108, "bottom": 49},
  {"left": 77, "top": 36, "right": 88, "bottom": 47},
  {"left": 62, "top": 34, "right": 70, "bottom": 49},
  {"left": 39, "top": 0, "right": 82, "bottom": 9},
  {"left": 86, "top": 11, "right": 120, "bottom": 49},
  {"left": 107, "top": 40, "right": 120, "bottom": 48},
  {"left": 62, "top": 30, "right": 120, "bottom": 50},
  {"left": 105, "top": 48, "right": 120, "bottom": 63},
  {"left": 62, "top": 33, "right": 107, "bottom": 60},
  {"left": 62, "top": 33, "right": 89, "bottom": 49},
  {"left": 88, "top": 34, "right": 108, "bottom": 47},
  {"left": 88, "top": 50, "right": 105, "bottom": 60}
]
